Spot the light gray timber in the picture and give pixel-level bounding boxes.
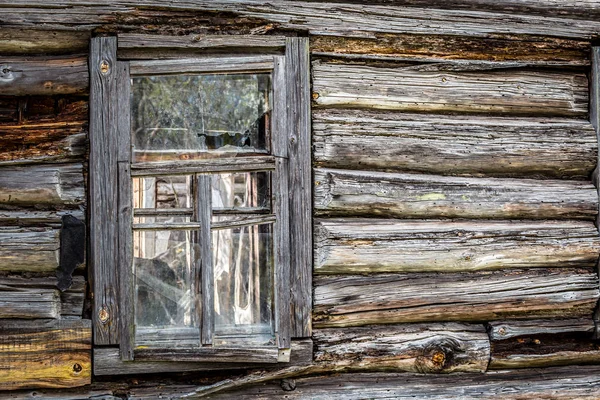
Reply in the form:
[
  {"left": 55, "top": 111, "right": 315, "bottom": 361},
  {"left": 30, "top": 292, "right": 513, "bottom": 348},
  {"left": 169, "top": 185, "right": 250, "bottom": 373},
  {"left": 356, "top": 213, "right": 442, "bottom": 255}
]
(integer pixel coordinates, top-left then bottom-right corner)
[
  {"left": 0, "top": 210, "right": 84, "bottom": 228},
  {"left": 314, "top": 219, "right": 600, "bottom": 274},
  {"left": 313, "top": 110, "right": 597, "bottom": 179},
  {"left": 314, "top": 323, "right": 490, "bottom": 374},
  {"left": 0, "top": 227, "right": 59, "bottom": 272},
  {"left": 93, "top": 339, "right": 313, "bottom": 375},
  {"left": 0, "top": 289, "right": 60, "bottom": 319},
  {"left": 313, "top": 269, "right": 599, "bottom": 328},
  {"left": 89, "top": 36, "right": 119, "bottom": 345},
  {"left": 314, "top": 168, "right": 598, "bottom": 220},
  {"left": 131, "top": 156, "right": 275, "bottom": 176},
  {"left": 0, "top": 163, "right": 84, "bottom": 207},
  {"left": 489, "top": 318, "right": 596, "bottom": 341},
  {"left": 0, "top": 55, "right": 88, "bottom": 95},
  {"left": 129, "top": 55, "right": 274, "bottom": 76},
  {"left": 197, "top": 174, "right": 213, "bottom": 345},
  {"left": 590, "top": 47, "right": 600, "bottom": 337},
  {"left": 312, "top": 61, "right": 588, "bottom": 116},
  {"left": 133, "top": 347, "right": 278, "bottom": 364},
  {"left": 2, "top": 2, "right": 600, "bottom": 40},
  {"left": 286, "top": 37, "right": 312, "bottom": 338}
]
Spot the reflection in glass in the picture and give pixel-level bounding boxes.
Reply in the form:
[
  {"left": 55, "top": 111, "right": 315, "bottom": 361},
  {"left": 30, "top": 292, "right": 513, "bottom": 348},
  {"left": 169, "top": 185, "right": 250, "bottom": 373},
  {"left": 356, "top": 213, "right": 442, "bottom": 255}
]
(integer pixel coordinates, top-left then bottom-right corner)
[
  {"left": 212, "top": 172, "right": 270, "bottom": 211},
  {"left": 133, "top": 229, "right": 198, "bottom": 344},
  {"left": 132, "top": 73, "right": 271, "bottom": 162},
  {"left": 133, "top": 215, "right": 191, "bottom": 225},
  {"left": 212, "top": 223, "right": 274, "bottom": 346},
  {"left": 133, "top": 175, "right": 193, "bottom": 209}
]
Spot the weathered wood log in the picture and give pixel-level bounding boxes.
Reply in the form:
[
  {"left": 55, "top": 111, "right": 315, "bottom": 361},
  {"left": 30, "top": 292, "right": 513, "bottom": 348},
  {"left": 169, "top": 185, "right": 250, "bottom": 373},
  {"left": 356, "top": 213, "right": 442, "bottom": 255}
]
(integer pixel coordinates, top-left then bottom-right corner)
[
  {"left": 0, "top": 228, "right": 59, "bottom": 272},
  {"left": 3, "top": 2, "right": 600, "bottom": 40},
  {"left": 313, "top": 269, "right": 599, "bottom": 328},
  {"left": 314, "top": 169, "right": 598, "bottom": 220},
  {"left": 313, "top": 110, "right": 597, "bottom": 179},
  {"left": 0, "top": 163, "right": 85, "bottom": 207},
  {"left": 0, "top": 96, "right": 86, "bottom": 124},
  {"left": 310, "top": 34, "right": 590, "bottom": 65},
  {"left": 0, "top": 56, "right": 88, "bottom": 96},
  {"left": 0, "top": 319, "right": 91, "bottom": 390},
  {"left": 0, "top": 209, "right": 84, "bottom": 228},
  {"left": 315, "top": 219, "right": 600, "bottom": 274},
  {"left": 488, "top": 318, "right": 595, "bottom": 341},
  {"left": 202, "top": 366, "right": 600, "bottom": 399},
  {"left": 0, "top": 29, "right": 89, "bottom": 55},
  {"left": 94, "top": 339, "right": 313, "bottom": 375},
  {"left": 314, "top": 323, "right": 489, "bottom": 374},
  {"left": 0, "top": 276, "right": 86, "bottom": 318},
  {"left": 312, "top": 61, "right": 588, "bottom": 116},
  {"left": 490, "top": 332, "right": 600, "bottom": 369}
]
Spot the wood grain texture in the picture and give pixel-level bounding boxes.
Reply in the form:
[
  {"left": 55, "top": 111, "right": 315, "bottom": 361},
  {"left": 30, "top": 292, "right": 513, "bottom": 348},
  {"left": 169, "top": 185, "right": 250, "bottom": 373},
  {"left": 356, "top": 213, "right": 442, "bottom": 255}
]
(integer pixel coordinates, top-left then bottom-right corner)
[
  {"left": 0, "top": 163, "right": 84, "bottom": 207},
  {"left": 313, "top": 110, "right": 597, "bottom": 179},
  {"left": 89, "top": 36, "right": 119, "bottom": 345},
  {"left": 314, "top": 168, "right": 598, "bottom": 220},
  {"left": 488, "top": 318, "right": 595, "bottom": 341},
  {"left": 0, "top": 227, "right": 59, "bottom": 272},
  {"left": 315, "top": 219, "right": 600, "bottom": 274},
  {"left": 2, "top": 1, "right": 600, "bottom": 40},
  {"left": 0, "top": 210, "right": 84, "bottom": 228},
  {"left": 314, "top": 269, "right": 599, "bottom": 328},
  {"left": 0, "top": 56, "right": 88, "bottom": 96},
  {"left": 312, "top": 61, "right": 588, "bottom": 116},
  {"left": 310, "top": 34, "right": 590, "bottom": 65},
  {"left": 0, "top": 319, "right": 91, "bottom": 390},
  {"left": 0, "top": 29, "right": 89, "bottom": 55},
  {"left": 314, "top": 323, "right": 489, "bottom": 373},
  {"left": 129, "top": 55, "right": 274, "bottom": 76},
  {"left": 285, "top": 37, "right": 312, "bottom": 338}
]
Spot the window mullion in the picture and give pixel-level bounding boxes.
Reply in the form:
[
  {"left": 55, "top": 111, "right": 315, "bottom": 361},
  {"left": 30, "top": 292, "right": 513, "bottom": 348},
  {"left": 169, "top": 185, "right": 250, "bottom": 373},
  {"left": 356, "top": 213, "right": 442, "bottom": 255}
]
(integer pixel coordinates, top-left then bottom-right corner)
[{"left": 196, "top": 174, "right": 214, "bottom": 345}]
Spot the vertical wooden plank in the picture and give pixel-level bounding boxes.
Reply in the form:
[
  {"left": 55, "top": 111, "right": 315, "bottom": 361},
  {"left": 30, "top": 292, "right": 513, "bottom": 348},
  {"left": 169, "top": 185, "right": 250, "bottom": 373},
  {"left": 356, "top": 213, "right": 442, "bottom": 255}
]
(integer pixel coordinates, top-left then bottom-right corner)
[
  {"left": 89, "top": 36, "right": 119, "bottom": 345},
  {"left": 197, "top": 174, "right": 213, "bottom": 345},
  {"left": 273, "top": 55, "right": 291, "bottom": 350},
  {"left": 591, "top": 47, "right": 600, "bottom": 338},
  {"left": 285, "top": 37, "right": 312, "bottom": 338}
]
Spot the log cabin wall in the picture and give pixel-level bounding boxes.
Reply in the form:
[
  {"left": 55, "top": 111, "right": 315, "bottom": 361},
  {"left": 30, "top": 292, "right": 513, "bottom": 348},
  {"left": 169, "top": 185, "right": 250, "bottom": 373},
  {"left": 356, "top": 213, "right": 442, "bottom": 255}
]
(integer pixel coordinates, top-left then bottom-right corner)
[{"left": 2, "top": 1, "right": 600, "bottom": 398}]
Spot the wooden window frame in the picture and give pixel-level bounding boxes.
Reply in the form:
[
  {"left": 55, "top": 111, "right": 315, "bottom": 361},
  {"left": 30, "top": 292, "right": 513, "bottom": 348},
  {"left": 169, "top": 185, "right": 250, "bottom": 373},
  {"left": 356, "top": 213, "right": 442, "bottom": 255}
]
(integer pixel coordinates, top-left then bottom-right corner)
[{"left": 89, "top": 35, "right": 311, "bottom": 369}]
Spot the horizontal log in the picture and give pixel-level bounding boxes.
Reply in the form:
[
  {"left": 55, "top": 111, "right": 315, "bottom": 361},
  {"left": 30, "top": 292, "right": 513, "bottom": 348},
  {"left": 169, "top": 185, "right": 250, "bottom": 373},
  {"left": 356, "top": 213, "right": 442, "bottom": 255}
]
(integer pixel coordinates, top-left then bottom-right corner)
[
  {"left": 0, "top": 28, "right": 89, "bottom": 55},
  {"left": 0, "top": 163, "right": 85, "bottom": 207},
  {"left": 0, "top": 319, "right": 91, "bottom": 390},
  {"left": 205, "top": 366, "right": 600, "bottom": 399},
  {"left": 0, "top": 96, "right": 86, "bottom": 124},
  {"left": 0, "top": 56, "right": 88, "bottom": 96},
  {"left": 314, "top": 323, "right": 489, "bottom": 373},
  {"left": 314, "top": 168, "right": 598, "bottom": 220},
  {"left": 313, "top": 269, "right": 599, "bottom": 328},
  {"left": 312, "top": 61, "right": 588, "bottom": 116},
  {"left": 0, "top": 276, "right": 86, "bottom": 318},
  {"left": 313, "top": 110, "right": 597, "bottom": 179},
  {"left": 0, "top": 209, "right": 84, "bottom": 227},
  {"left": 0, "top": 228, "right": 59, "bottom": 272},
  {"left": 488, "top": 318, "right": 595, "bottom": 341},
  {"left": 315, "top": 219, "right": 600, "bottom": 274},
  {"left": 3, "top": 2, "right": 600, "bottom": 40},
  {"left": 490, "top": 332, "right": 600, "bottom": 369},
  {"left": 310, "top": 34, "right": 590, "bottom": 65},
  {"left": 94, "top": 339, "right": 313, "bottom": 375}
]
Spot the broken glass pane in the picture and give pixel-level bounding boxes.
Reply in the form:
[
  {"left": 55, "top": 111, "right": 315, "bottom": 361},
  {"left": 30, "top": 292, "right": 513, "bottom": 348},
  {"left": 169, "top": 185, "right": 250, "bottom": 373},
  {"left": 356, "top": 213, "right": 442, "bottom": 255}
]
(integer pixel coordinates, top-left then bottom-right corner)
[
  {"left": 132, "top": 73, "right": 271, "bottom": 162},
  {"left": 133, "top": 175, "right": 193, "bottom": 209},
  {"left": 211, "top": 171, "right": 271, "bottom": 211}
]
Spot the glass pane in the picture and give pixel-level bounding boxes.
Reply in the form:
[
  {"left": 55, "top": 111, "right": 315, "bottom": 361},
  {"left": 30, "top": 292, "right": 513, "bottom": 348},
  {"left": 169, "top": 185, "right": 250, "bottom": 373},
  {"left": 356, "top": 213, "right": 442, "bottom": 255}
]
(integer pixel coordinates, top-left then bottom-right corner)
[
  {"left": 133, "top": 215, "right": 191, "bottom": 225},
  {"left": 132, "top": 73, "right": 271, "bottom": 162},
  {"left": 133, "top": 229, "right": 199, "bottom": 345},
  {"left": 133, "top": 175, "right": 192, "bottom": 209},
  {"left": 212, "top": 223, "right": 274, "bottom": 346},
  {"left": 212, "top": 172, "right": 270, "bottom": 211}
]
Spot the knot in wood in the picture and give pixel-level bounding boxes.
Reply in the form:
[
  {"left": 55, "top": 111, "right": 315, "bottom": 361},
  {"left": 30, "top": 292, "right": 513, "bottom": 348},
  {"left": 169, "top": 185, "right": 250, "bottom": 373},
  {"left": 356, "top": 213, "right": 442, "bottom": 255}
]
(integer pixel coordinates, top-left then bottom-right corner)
[
  {"left": 0, "top": 65, "right": 14, "bottom": 82},
  {"left": 98, "top": 307, "right": 109, "bottom": 324},
  {"left": 100, "top": 60, "right": 110, "bottom": 74},
  {"left": 281, "top": 379, "right": 296, "bottom": 391},
  {"left": 312, "top": 92, "right": 320, "bottom": 100},
  {"left": 72, "top": 363, "right": 83, "bottom": 374},
  {"left": 432, "top": 351, "right": 446, "bottom": 366}
]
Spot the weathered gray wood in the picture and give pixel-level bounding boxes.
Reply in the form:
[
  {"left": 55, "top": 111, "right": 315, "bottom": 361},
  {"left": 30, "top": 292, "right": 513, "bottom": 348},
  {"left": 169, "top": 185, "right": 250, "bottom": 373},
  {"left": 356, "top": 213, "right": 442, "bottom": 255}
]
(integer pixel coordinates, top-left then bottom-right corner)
[
  {"left": 134, "top": 346, "right": 278, "bottom": 364},
  {"left": 489, "top": 319, "right": 596, "bottom": 341},
  {"left": 310, "top": 34, "right": 590, "bottom": 65},
  {"left": 3, "top": 1, "right": 600, "bottom": 40},
  {"left": 0, "top": 56, "right": 88, "bottom": 96},
  {"left": 129, "top": 55, "right": 274, "bottom": 76},
  {"left": 315, "top": 219, "right": 600, "bottom": 274},
  {"left": 312, "top": 61, "right": 588, "bottom": 116},
  {"left": 0, "top": 319, "right": 91, "bottom": 390},
  {"left": 201, "top": 366, "right": 600, "bottom": 399},
  {"left": 0, "top": 210, "right": 84, "bottom": 227},
  {"left": 118, "top": 33, "right": 285, "bottom": 59},
  {"left": 590, "top": 47, "right": 600, "bottom": 338},
  {"left": 0, "top": 28, "right": 89, "bottom": 55},
  {"left": 211, "top": 214, "right": 276, "bottom": 230},
  {"left": 89, "top": 36, "right": 119, "bottom": 345},
  {"left": 197, "top": 174, "right": 213, "bottom": 346},
  {"left": 285, "top": 37, "right": 312, "bottom": 339},
  {"left": 314, "top": 269, "right": 599, "bottom": 328},
  {"left": 131, "top": 156, "right": 275, "bottom": 176},
  {"left": 313, "top": 110, "right": 597, "bottom": 179},
  {"left": 314, "top": 169, "right": 598, "bottom": 220},
  {"left": 0, "top": 163, "right": 84, "bottom": 207},
  {"left": 314, "top": 323, "right": 489, "bottom": 373},
  {"left": 0, "top": 228, "right": 59, "bottom": 272},
  {"left": 94, "top": 339, "right": 313, "bottom": 375}
]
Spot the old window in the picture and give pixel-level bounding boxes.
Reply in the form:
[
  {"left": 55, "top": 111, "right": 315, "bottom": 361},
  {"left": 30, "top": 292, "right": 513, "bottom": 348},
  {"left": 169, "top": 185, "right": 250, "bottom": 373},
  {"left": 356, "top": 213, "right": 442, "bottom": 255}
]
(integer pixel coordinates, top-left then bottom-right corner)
[{"left": 89, "top": 36, "right": 311, "bottom": 367}]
